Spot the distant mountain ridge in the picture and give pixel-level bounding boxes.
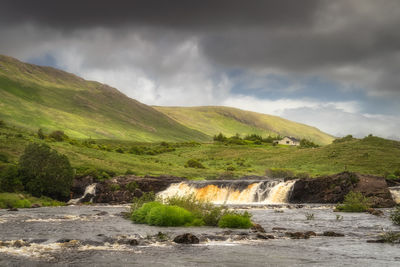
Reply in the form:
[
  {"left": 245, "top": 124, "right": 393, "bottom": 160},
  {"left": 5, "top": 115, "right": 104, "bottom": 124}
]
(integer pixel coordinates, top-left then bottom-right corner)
[{"left": 0, "top": 55, "right": 333, "bottom": 144}]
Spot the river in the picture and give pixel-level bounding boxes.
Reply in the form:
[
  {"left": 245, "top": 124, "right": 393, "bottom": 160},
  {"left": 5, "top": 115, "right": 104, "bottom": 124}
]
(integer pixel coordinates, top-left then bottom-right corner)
[{"left": 0, "top": 204, "right": 399, "bottom": 266}]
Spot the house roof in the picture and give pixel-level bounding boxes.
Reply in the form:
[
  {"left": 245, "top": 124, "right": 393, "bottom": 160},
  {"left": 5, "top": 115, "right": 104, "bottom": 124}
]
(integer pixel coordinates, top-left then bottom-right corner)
[{"left": 283, "top": 136, "right": 300, "bottom": 142}]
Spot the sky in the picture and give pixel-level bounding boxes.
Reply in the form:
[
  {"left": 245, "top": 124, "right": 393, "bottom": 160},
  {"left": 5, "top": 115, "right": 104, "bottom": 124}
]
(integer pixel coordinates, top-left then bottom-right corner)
[{"left": 0, "top": 0, "right": 399, "bottom": 139}]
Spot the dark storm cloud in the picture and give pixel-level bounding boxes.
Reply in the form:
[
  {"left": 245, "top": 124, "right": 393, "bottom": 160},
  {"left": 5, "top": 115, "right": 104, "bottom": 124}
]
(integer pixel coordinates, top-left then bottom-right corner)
[
  {"left": 0, "top": 0, "right": 399, "bottom": 138},
  {"left": 0, "top": 0, "right": 320, "bottom": 30}
]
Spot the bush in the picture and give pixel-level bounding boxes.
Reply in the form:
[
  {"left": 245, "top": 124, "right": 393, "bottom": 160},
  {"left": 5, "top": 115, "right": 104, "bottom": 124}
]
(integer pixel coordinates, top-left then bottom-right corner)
[
  {"left": 131, "top": 201, "right": 163, "bottom": 223},
  {"left": 299, "top": 139, "right": 320, "bottom": 148},
  {"left": 185, "top": 159, "right": 205, "bottom": 169},
  {"left": 37, "top": 128, "right": 45, "bottom": 140},
  {"left": 0, "top": 164, "right": 23, "bottom": 192},
  {"left": 110, "top": 184, "right": 120, "bottom": 191},
  {"left": 164, "top": 194, "right": 224, "bottom": 226},
  {"left": 48, "top": 131, "right": 68, "bottom": 142},
  {"left": 390, "top": 206, "right": 400, "bottom": 225},
  {"left": 18, "top": 143, "right": 73, "bottom": 200},
  {"left": 333, "top": 135, "right": 355, "bottom": 144},
  {"left": 213, "top": 133, "right": 227, "bottom": 142},
  {"left": 336, "top": 191, "right": 371, "bottom": 212},
  {"left": 244, "top": 134, "right": 263, "bottom": 142},
  {"left": 131, "top": 191, "right": 156, "bottom": 214},
  {"left": 218, "top": 213, "right": 252, "bottom": 229},
  {"left": 146, "top": 205, "right": 195, "bottom": 226},
  {"left": 386, "top": 174, "right": 398, "bottom": 180},
  {"left": 0, "top": 152, "right": 9, "bottom": 163},
  {"left": 0, "top": 120, "right": 5, "bottom": 127},
  {"left": 126, "top": 181, "right": 138, "bottom": 192},
  {"left": 115, "top": 148, "right": 124, "bottom": 153}
]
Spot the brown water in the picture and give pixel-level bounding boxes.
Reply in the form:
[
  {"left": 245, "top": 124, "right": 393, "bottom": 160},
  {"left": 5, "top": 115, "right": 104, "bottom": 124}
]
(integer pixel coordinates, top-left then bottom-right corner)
[{"left": 0, "top": 205, "right": 399, "bottom": 266}]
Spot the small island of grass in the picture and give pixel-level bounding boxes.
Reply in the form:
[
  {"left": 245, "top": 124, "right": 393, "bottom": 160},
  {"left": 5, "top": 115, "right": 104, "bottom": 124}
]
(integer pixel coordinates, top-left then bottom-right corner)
[{"left": 130, "top": 193, "right": 253, "bottom": 229}]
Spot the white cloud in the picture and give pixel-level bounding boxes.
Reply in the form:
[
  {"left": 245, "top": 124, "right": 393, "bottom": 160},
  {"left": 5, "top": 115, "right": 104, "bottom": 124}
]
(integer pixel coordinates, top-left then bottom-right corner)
[{"left": 221, "top": 95, "right": 360, "bottom": 115}]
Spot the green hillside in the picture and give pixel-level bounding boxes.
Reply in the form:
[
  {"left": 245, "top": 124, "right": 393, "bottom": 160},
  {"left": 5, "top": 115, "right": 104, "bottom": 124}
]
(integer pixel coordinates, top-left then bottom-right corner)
[
  {"left": 0, "top": 55, "right": 208, "bottom": 142},
  {"left": 154, "top": 106, "right": 334, "bottom": 145},
  {"left": 0, "top": 125, "right": 398, "bottom": 179}
]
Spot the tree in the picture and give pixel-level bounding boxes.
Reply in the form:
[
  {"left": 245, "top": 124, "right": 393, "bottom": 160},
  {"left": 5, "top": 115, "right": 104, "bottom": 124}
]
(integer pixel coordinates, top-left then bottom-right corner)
[
  {"left": 19, "top": 143, "right": 73, "bottom": 200},
  {"left": 37, "top": 128, "right": 45, "bottom": 139},
  {"left": 0, "top": 164, "right": 23, "bottom": 192}
]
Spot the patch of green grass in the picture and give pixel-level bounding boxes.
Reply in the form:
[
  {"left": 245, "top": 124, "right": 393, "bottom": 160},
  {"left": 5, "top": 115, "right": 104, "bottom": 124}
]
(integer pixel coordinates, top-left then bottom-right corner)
[
  {"left": 131, "top": 201, "right": 163, "bottom": 223},
  {"left": 218, "top": 213, "right": 253, "bottom": 229},
  {"left": 146, "top": 205, "right": 195, "bottom": 227},
  {"left": 336, "top": 192, "right": 371, "bottom": 212},
  {"left": 0, "top": 192, "right": 64, "bottom": 209}
]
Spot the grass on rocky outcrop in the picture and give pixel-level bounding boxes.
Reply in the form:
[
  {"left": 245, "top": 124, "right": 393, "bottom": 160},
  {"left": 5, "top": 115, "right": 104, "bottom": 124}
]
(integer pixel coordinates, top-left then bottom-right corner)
[
  {"left": 0, "top": 192, "right": 65, "bottom": 209},
  {"left": 335, "top": 192, "right": 371, "bottom": 212},
  {"left": 130, "top": 194, "right": 252, "bottom": 228}
]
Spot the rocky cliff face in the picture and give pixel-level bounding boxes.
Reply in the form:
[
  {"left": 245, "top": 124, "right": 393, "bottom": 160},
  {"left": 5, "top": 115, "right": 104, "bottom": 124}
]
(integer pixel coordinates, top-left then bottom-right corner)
[
  {"left": 92, "top": 175, "right": 185, "bottom": 204},
  {"left": 290, "top": 172, "right": 395, "bottom": 208},
  {"left": 70, "top": 172, "right": 395, "bottom": 207}
]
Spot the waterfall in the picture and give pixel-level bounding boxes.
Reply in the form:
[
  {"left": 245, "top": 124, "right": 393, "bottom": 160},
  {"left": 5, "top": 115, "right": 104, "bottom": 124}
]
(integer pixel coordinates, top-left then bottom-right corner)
[
  {"left": 389, "top": 186, "right": 400, "bottom": 204},
  {"left": 68, "top": 183, "right": 97, "bottom": 205},
  {"left": 157, "top": 180, "right": 296, "bottom": 205}
]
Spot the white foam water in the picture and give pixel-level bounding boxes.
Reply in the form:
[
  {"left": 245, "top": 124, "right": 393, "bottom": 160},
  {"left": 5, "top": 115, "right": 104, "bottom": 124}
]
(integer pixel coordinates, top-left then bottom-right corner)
[{"left": 157, "top": 180, "right": 297, "bottom": 205}]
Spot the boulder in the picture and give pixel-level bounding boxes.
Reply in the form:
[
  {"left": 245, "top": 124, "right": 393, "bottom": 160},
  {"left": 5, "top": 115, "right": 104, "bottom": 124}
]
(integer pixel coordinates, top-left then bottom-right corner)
[
  {"left": 285, "top": 231, "right": 315, "bottom": 239},
  {"left": 366, "top": 208, "right": 384, "bottom": 216},
  {"left": 290, "top": 172, "right": 396, "bottom": 208},
  {"left": 322, "top": 231, "right": 344, "bottom": 237},
  {"left": 251, "top": 223, "right": 266, "bottom": 233},
  {"left": 256, "top": 233, "right": 275, "bottom": 239},
  {"left": 173, "top": 233, "right": 200, "bottom": 244}
]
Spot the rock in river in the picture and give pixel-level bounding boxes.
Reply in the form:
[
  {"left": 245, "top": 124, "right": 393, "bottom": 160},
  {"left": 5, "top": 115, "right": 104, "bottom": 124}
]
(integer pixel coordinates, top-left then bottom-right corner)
[{"left": 173, "top": 233, "right": 200, "bottom": 244}]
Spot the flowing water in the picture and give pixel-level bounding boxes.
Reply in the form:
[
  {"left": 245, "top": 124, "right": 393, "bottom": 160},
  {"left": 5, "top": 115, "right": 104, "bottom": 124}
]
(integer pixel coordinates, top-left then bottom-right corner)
[
  {"left": 157, "top": 179, "right": 296, "bottom": 204},
  {"left": 68, "top": 183, "right": 97, "bottom": 205},
  {"left": 0, "top": 204, "right": 399, "bottom": 266},
  {"left": 389, "top": 186, "right": 400, "bottom": 204},
  {"left": 1, "top": 182, "right": 400, "bottom": 266}
]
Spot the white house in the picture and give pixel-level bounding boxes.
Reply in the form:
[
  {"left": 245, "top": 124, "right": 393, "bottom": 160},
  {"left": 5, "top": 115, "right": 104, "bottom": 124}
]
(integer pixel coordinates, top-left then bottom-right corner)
[{"left": 276, "top": 136, "right": 300, "bottom": 146}]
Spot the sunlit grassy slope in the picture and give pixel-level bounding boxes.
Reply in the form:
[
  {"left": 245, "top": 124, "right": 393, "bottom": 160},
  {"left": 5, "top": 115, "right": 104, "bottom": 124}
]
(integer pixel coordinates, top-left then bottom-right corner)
[
  {"left": 1, "top": 125, "right": 398, "bottom": 179},
  {"left": 0, "top": 55, "right": 208, "bottom": 142},
  {"left": 154, "top": 106, "right": 334, "bottom": 145}
]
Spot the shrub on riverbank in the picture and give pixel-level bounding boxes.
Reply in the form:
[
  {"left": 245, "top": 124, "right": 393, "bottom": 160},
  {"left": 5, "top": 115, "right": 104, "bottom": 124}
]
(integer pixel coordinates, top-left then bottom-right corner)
[
  {"left": 130, "top": 194, "right": 252, "bottom": 228},
  {"left": 146, "top": 205, "right": 195, "bottom": 226},
  {"left": 336, "top": 191, "right": 371, "bottom": 212}
]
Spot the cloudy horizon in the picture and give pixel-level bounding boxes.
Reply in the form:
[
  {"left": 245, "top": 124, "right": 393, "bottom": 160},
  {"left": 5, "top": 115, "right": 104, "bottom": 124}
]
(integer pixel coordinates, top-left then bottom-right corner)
[{"left": 1, "top": 0, "right": 399, "bottom": 139}]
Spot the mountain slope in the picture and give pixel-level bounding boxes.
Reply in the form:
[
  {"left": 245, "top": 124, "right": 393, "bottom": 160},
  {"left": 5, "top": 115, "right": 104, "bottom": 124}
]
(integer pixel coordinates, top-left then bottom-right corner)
[
  {"left": 0, "top": 55, "right": 208, "bottom": 142},
  {"left": 154, "top": 106, "right": 334, "bottom": 145}
]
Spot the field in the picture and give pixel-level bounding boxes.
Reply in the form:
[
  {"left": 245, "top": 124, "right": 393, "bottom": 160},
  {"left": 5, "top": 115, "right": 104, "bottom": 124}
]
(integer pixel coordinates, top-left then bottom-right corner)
[{"left": 1, "top": 124, "right": 399, "bottom": 180}]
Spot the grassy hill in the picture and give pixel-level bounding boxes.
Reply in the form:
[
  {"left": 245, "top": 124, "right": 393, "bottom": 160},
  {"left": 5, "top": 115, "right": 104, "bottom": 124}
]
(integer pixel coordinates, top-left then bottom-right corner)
[
  {"left": 1, "top": 125, "right": 398, "bottom": 179},
  {"left": 0, "top": 55, "right": 208, "bottom": 142},
  {"left": 154, "top": 106, "right": 334, "bottom": 145}
]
